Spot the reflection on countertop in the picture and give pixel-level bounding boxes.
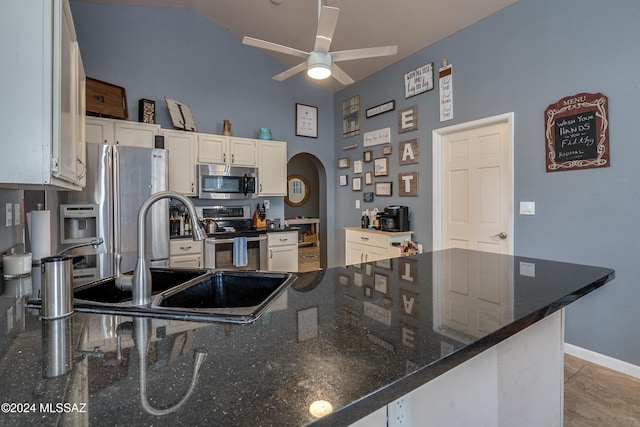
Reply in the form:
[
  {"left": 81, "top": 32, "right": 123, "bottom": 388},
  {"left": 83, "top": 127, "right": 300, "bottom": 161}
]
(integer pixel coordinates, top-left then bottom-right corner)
[{"left": 0, "top": 249, "right": 614, "bottom": 426}]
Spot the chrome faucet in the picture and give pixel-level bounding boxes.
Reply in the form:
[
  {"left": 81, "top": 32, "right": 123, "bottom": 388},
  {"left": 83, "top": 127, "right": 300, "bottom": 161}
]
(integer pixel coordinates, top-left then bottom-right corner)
[
  {"left": 116, "top": 191, "right": 206, "bottom": 306},
  {"left": 57, "top": 237, "right": 104, "bottom": 256}
]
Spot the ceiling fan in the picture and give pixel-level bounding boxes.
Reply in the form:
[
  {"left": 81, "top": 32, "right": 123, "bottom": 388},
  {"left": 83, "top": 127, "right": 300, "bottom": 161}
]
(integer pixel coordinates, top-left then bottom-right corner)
[{"left": 242, "top": 1, "right": 398, "bottom": 85}]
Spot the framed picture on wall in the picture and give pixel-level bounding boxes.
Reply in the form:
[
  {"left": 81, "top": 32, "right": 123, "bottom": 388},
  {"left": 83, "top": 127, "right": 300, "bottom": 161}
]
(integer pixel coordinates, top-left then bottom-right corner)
[
  {"left": 374, "top": 157, "right": 389, "bottom": 176},
  {"left": 296, "top": 103, "right": 318, "bottom": 138},
  {"left": 352, "top": 177, "right": 362, "bottom": 191}
]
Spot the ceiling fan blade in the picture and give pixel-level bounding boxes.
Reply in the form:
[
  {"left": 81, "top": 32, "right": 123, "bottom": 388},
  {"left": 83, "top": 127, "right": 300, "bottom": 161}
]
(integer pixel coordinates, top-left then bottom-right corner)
[
  {"left": 242, "top": 36, "right": 309, "bottom": 59},
  {"left": 330, "top": 64, "right": 355, "bottom": 85},
  {"left": 273, "top": 62, "right": 308, "bottom": 81},
  {"left": 331, "top": 46, "right": 398, "bottom": 62},
  {"left": 314, "top": 6, "right": 340, "bottom": 53}
]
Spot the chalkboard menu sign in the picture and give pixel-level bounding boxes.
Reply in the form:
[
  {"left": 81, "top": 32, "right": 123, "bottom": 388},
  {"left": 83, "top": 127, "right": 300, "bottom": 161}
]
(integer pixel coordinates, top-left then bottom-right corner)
[{"left": 545, "top": 92, "right": 609, "bottom": 172}]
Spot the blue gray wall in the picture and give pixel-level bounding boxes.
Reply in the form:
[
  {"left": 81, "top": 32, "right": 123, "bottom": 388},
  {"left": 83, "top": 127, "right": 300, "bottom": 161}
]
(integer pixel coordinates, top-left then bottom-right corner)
[
  {"left": 69, "top": 0, "right": 639, "bottom": 365},
  {"left": 333, "top": 0, "right": 640, "bottom": 365},
  {"left": 70, "top": 1, "right": 339, "bottom": 266}
]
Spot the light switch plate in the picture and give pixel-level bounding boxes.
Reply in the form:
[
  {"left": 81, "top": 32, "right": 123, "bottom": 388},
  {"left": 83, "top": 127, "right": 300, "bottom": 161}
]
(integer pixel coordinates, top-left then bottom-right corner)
[
  {"left": 355, "top": 199, "right": 361, "bottom": 209},
  {"left": 519, "top": 261, "right": 536, "bottom": 277},
  {"left": 519, "top": 201, "right": 535, "bottom": 215},
  {"left": 5, "top": 203, "right": 12, "bottom": 227}
]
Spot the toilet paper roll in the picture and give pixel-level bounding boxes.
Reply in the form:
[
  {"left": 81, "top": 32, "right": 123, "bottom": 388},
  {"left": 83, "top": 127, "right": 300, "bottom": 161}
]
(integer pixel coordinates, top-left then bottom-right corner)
[{"left": 29, "top": 210, "right": 51, "bottom": 262}]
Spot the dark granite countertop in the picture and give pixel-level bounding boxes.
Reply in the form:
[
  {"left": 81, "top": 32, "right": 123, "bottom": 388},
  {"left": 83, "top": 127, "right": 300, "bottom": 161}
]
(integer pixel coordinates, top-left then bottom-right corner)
[{"left": 0, "top": 249, "right": 614, "bottom": 426}]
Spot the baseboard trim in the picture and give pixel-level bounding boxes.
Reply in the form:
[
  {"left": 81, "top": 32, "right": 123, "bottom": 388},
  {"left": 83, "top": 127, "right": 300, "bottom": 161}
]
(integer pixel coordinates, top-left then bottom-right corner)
[{"left": 564, "top": 343, "right": 640, "bottom": 380}]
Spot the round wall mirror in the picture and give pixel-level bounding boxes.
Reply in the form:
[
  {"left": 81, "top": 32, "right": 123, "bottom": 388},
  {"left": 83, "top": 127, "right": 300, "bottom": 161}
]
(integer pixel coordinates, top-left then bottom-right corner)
[{"left": 285, "top": 175, "right": 310, "bottom": 206}]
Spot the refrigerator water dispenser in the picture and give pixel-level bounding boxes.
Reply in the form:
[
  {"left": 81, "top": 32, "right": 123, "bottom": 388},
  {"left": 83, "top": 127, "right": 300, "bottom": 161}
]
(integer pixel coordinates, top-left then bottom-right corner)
[{"left": 60, "top": 204, "right": 99, "bottom": 244}]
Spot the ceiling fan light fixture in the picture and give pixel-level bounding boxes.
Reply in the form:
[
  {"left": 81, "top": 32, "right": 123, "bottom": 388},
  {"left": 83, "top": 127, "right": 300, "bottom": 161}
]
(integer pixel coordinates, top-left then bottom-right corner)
[{"left": 307, "top": 51, "right": 332, "bottom": 80}]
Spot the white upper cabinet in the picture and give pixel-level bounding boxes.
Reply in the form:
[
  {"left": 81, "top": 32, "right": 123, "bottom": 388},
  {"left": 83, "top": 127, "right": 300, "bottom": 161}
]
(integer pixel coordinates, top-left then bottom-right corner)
[
  {"left": 86, "top": 117, "right": 160, "bottom": 148},
  {"left": 162, "top": 129, "right": 197, "bottom": 196},
  {"left": 258, "top": 140, "right": 287, "bottom": 196},
  {"left": 0, "top": 0, "right": 86, "bottom": 190},
  {"left": 198, "top": 135, "right": 256, "bottom": 166}
]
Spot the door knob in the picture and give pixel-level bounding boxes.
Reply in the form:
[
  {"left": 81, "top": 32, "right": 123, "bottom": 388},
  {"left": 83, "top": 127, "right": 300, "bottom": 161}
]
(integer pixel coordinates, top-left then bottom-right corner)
[{"left": 491, "top": 232, "right": 508, "bottom": 239}]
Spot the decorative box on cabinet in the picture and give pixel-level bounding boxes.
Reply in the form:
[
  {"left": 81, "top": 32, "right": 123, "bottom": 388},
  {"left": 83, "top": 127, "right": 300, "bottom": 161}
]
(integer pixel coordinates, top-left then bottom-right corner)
[
  {"left": 267, "top": 231, "right": 298, "bottom": 272},
  {"left": 344, "top": 228, "right": 412, "bottom": 265},
  {"left": 0, "top": 0, "right": 86, "bottom": 190}
]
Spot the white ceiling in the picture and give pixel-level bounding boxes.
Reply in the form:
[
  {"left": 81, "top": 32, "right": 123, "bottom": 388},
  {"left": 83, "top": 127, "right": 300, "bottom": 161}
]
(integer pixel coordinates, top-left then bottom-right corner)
[{"left": 76, "top": 0, "right": 518, "bottom": 92}]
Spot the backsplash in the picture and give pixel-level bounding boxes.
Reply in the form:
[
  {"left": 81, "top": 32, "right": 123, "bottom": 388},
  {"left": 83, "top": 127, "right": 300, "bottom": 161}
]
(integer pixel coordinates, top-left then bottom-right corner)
[{"left": 0, "top": 189, "right": 24, "bottom": 256}]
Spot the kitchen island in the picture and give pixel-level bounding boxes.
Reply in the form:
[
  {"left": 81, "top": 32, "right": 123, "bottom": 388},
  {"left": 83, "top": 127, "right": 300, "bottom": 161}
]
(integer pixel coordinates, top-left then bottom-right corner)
[{"left": 0, "top": 249, "right": 614, "bottom": 426}]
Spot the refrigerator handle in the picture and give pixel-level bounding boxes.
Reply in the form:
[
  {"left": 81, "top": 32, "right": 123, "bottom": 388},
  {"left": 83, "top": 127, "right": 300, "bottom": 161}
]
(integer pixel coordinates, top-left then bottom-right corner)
[{"left": 113, "top": 149, "right": 121, "bottom": 255}]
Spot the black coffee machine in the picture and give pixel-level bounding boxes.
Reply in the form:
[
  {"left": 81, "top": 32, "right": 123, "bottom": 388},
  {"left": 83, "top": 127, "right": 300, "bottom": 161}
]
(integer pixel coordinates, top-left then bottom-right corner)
[{"left": 380, "top": 205, "right": 409, "bottom": 232}]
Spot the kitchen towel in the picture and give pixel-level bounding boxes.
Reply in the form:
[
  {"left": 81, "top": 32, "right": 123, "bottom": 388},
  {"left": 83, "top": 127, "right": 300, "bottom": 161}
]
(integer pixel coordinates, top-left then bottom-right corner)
[
  {"left": 28, "top": 210, "right": 51, "bottom": 262},
  {"left": 233, "top": 237, "right": 248, "bottom": 267}
]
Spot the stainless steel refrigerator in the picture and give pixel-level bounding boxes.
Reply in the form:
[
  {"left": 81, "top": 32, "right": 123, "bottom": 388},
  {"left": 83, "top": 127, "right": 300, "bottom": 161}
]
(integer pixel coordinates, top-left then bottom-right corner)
[{"left": 58, "top": 143, "right": 169, "bottom": 282}]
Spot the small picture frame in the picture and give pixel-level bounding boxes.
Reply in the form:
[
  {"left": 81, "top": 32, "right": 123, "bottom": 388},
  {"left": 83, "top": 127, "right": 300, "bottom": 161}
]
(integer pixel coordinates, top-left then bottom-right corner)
[
  {"left": 363, "top": 151, "right": 373, "bottom": 162},
  {"left": 365, "top": 264, "right": 373, "bottom": 276},
  {"left": 296, "top": 103, "right": 318, "bottom": 138},
  {"left": 374, "top": 273, "right": 389, "bottom": 295},
  {"left": 364, "top": 285, "right": 373, "bottom": 298},
  {"left": 375, "top": 181, "right": 393, "bottom": 196},
  {"left": 382, "top": 145, "right": 393, "bottom": 155},
  {"left": 339, "top": 175, "right": 348, "bottom": 186},
  {"left": 338, "top": 157, "right": 350, "bottom": 169},
  {"left": 353, "top": 160, "right": 363, "bottom": 174},
  {"left": 353, "top": 272, "right": 363, "bottom": 287},
  {"left": 364, "top": 171, "right": 373, "bottom": 185},
  {"left": 374, "top": 157, "right": 389, "bottom": 176},
  {"left": 352, "top": 177, "right": 362, "bottom": 191},
  {"left": 338, "top": 274, "right": 350, "bottom": 286}
]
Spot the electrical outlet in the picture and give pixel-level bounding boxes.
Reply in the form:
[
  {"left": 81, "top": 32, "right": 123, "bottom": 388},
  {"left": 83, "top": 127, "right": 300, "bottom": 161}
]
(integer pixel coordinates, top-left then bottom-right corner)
[
  {"left": 263, "top": 200, "right": 270, "bottom": 209},
  {"left": 355, "top": 199, "right": 360, "bottom": 209},
  {"left": 387, "top": 396, "right": 410, "bottom": 426}
]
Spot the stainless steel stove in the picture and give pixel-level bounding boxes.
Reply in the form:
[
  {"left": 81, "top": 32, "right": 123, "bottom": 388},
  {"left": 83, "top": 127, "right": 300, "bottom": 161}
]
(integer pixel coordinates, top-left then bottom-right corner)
[{"left": 197, "top": 205, "right": 267, "bottom": 270}]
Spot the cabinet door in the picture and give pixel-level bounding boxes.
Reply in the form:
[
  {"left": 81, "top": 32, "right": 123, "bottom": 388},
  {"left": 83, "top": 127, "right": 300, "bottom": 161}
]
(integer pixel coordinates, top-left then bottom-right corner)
[
  {"left": 268, "top": 246, "right": 298, "bottom": 272},
  {"left": 346, "top": 242, "right": 387, "bottom": 265},
  {"left": 258, "top": 141, "right": 287, "bottom": 196},
  {"left": 228, "top": 137, "right": 256, "bottom": 166},
  {"left": 163, "top": 131, "right": 196, "bottom": 195},
  {"left": 86, "top": 117, "right": 114, "bottom": 145},
  {"left": 198, "top": 134, "right": 226, "bottom": 164},
  {"left": 114, "top": 122, "right": 159, "bottom": 148},
  {"left": 53, "top": 1, "right": 85, "bottom": 186},
  {"left": 346, "top": 243, "right": 367, "bottom": 265}
]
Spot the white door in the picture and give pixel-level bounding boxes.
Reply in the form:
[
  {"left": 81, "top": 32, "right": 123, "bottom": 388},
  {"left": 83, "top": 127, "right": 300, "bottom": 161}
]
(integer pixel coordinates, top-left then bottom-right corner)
[{"left": 433, "top": 113, "right": 514, "bottom": 255}]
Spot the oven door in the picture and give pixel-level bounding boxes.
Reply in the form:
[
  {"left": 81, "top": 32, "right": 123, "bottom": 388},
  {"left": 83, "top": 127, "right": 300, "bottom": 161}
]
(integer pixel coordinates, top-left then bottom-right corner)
[{"left": 204, "top": 235, "right": 267, "bottom": 270}]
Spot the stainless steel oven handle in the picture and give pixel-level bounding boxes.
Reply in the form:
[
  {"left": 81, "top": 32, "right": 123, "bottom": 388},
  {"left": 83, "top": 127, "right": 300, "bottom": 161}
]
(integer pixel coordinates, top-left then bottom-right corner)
[{"left": 205, "top": 235, "right": 266, "bottom": 245}]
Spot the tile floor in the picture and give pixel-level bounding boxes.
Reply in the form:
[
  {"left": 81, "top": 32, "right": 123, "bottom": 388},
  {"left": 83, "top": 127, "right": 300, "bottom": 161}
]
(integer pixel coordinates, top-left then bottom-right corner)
[{"left": 564, "top": 354, "right": 640, "bottom": 426}]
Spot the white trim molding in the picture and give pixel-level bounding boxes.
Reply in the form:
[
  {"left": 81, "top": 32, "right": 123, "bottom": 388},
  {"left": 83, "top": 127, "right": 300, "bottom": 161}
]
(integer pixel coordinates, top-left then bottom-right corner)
[{"left": 564, "top": 343, "right": 640, "bottom": 380}]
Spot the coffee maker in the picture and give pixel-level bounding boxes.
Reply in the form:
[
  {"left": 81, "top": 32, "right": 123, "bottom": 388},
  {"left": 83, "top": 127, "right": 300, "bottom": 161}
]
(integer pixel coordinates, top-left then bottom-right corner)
[{"left": 380, "top": 206, "right": 409, "bottom": 232}]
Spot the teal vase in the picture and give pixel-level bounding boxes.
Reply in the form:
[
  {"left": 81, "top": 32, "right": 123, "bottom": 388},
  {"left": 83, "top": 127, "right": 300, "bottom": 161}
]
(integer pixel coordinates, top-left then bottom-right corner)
[{"left": 258, "top": 128, "right": 272, "bottom": 140}]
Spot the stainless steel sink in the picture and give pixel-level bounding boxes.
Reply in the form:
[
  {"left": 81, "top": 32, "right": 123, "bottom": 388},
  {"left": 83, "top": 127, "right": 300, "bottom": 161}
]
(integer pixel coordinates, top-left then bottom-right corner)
[{"left": 28, "top": 268, "right": 296, "bottom": 324}]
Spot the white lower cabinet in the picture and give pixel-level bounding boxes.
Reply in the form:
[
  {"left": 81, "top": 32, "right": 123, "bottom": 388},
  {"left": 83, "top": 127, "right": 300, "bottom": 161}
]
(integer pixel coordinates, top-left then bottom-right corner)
[
  {"left": 169, "top": 239, "right": 203, "bottom": 268},
  {"left": 345, "top": 228, "right": 412, "bottom": 265},
  {"left": 267, "top": 232, "right": 298, "bottom": 272}
]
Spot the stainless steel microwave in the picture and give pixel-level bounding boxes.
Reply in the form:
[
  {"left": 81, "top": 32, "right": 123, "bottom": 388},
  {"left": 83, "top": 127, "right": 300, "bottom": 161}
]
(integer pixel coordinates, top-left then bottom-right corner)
[{"left": 197, "top": 164, "right": 258, "bottom": 199}]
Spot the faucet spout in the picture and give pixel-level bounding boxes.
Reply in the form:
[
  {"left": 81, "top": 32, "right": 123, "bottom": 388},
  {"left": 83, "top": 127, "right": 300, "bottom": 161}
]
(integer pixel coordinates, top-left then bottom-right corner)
[{"left": 131, "top": 191, "right": 206, "bottom": 306}]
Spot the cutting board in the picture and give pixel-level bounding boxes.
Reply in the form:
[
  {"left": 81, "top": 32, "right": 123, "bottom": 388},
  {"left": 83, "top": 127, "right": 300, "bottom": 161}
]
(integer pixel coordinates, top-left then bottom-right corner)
[{"left": 86, "top": 77, "right": 128, "bottom": 119}]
